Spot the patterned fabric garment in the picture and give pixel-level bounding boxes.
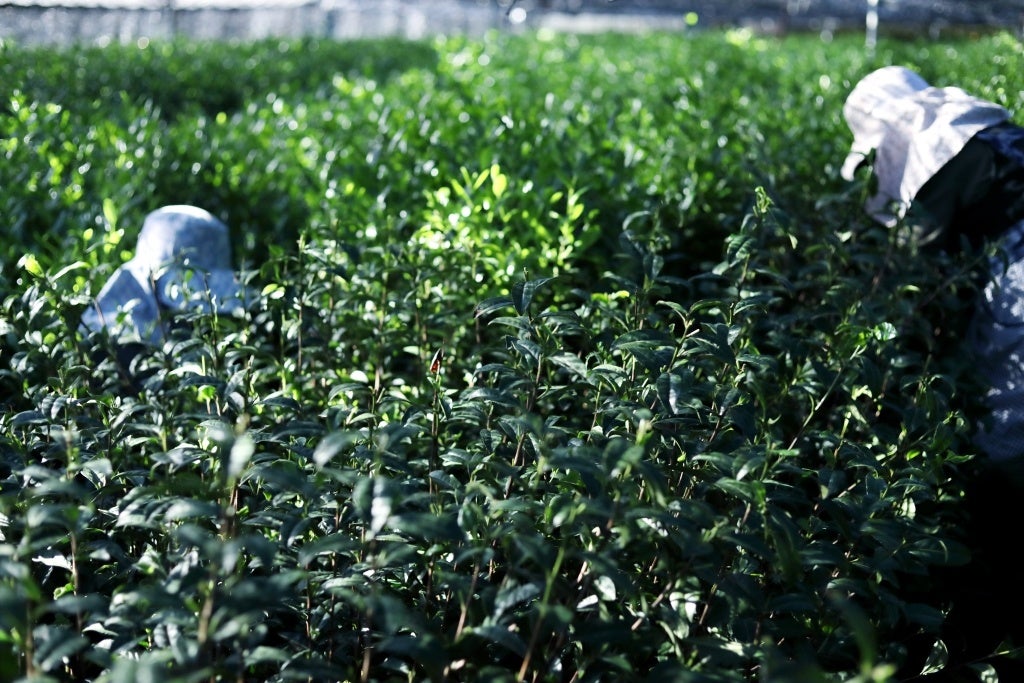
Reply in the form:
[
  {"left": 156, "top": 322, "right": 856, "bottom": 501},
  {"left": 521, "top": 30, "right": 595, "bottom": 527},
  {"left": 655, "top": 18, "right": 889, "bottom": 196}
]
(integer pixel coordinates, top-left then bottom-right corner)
[
  {"left": 972, "top": 122, "right": 1024, "bottom": 235},
  {"left": 969, "top": 218, "right": 1024, "bottom": 461},
  {"left": 963, "top": 126, "right": 1024, "bottom": 461},
  {"left": 909, "top": 121, "right": 1024, "bottom": 251},
  {"left": 976, "top": 120, "right": 1024, "bottom": 168}
]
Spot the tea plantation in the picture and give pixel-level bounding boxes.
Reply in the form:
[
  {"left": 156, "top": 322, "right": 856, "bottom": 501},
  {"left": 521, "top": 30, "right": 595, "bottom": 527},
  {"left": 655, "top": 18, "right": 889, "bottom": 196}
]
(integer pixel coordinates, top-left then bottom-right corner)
[{"left": 2, "top": 28, "right": 1023, "bottom": 682}]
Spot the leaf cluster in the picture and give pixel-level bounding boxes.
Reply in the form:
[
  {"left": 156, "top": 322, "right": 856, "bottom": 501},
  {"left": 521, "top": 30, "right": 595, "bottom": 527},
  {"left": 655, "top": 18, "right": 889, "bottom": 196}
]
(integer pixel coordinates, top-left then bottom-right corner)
[{"left": 1, "top": 28, "right": 1022, "bottom": 682}]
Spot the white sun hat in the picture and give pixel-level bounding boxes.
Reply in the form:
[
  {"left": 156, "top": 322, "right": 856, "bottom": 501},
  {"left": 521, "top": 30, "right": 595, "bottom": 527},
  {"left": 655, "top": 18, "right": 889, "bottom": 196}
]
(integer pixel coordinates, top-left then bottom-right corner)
[
  {"left": 840, "top": 66, "right": 931, "bottom": 181},
  {"left": 81, "top": 205, "right": 249, "bottom": 344},
  {"left": 841, "top": 65, "right": 1010, "bottom": 225}
]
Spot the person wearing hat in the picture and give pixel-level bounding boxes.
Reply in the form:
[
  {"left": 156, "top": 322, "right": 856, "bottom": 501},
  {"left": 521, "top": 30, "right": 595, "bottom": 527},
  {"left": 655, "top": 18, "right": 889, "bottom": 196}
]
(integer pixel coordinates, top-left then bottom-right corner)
[
  {"left": 842, "top": 66, "right": 1024, "bottom": 678},
  {"left": 842, "top": 65, "right": 1024, "bottom": 250},
  {"left": 81, "top": 204, "right": 249, "bottom": 357},
  {"left": 842, "top": 65, "right": 1024, "bottom": 456}
]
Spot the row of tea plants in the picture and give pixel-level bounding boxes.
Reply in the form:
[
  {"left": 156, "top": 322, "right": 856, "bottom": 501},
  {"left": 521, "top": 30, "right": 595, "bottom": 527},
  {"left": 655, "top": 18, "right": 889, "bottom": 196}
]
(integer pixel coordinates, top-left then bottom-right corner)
[{"left": 2, "top": 26, "right": 1024, "bottom": 682}]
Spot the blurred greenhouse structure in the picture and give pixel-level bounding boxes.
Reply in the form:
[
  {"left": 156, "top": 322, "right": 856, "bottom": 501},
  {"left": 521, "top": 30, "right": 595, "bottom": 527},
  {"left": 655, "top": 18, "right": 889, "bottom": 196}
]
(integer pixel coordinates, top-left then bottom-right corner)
[{"left": 1, "top": 0, "right": 1023, "bottom": 46}]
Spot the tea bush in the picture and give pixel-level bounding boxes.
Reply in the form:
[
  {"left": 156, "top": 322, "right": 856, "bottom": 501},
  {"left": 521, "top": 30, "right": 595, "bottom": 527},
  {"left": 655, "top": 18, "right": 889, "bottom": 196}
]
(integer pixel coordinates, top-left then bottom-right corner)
[{"left": 1, "top": 27, "right": 1023, "bottom": 682}]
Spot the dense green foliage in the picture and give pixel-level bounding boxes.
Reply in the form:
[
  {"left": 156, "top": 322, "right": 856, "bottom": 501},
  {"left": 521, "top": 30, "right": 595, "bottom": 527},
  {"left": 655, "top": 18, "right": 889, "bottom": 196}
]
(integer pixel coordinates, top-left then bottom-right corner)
[{"left": 1, "top": 27, "right": 1023, "bottom": 682}]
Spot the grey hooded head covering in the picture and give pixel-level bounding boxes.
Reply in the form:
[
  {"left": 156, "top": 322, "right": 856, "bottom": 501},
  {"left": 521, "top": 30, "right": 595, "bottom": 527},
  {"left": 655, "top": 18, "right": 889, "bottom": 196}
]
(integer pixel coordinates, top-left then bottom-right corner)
[
  {"left": 81, "top": 205, "right": 248, "bottom": 344},
  {"left": 841, "top": 65, "right": 1009, "bottom": 225}
]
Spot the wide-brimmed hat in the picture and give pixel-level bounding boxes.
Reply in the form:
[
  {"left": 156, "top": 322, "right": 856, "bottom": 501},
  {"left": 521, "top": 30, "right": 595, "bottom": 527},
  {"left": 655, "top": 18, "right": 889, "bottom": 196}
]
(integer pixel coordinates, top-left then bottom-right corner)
[
  {"left": 81, "top": 205, "right": 248, "bottom": 343},
  {"left": 841, "top": 66, "right": 931, "bottom": 181},
  {"left": 840, "top": 65, "right": 1010, "bottom": 226}
]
